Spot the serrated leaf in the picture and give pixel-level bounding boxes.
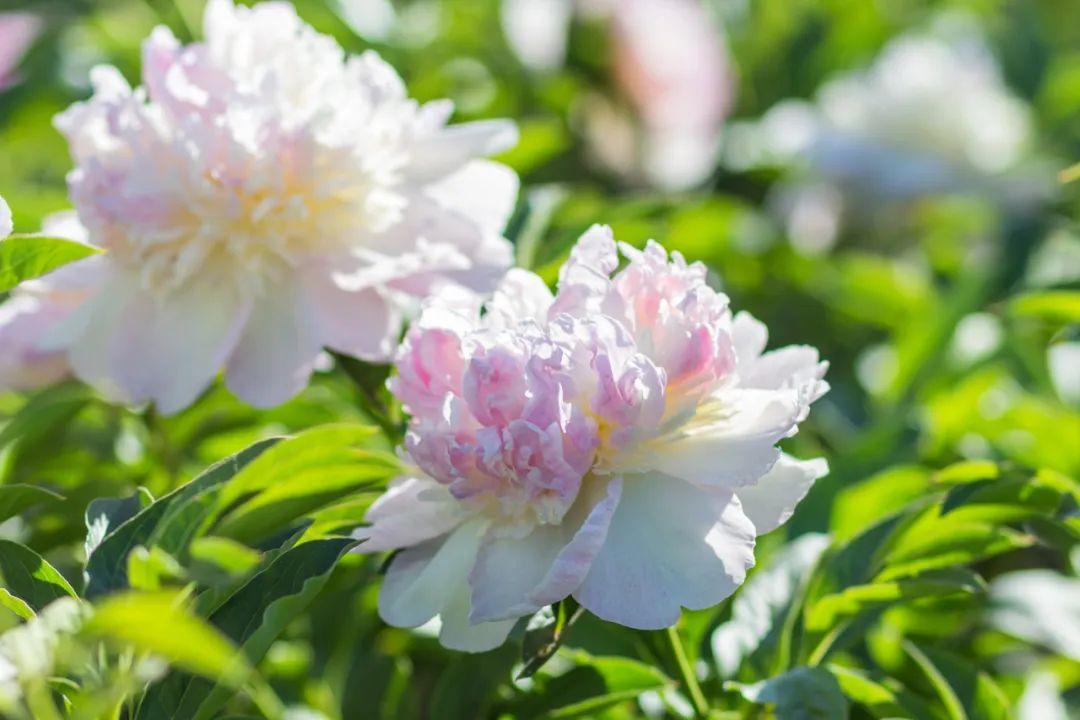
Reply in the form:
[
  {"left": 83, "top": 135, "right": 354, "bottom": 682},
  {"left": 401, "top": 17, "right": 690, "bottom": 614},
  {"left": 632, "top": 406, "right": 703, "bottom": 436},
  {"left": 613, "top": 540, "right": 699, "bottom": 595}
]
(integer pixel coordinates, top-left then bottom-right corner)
[
  {"left": 84, "top": 591, "right": 249, "bottom": 686},
  {"left": 729, "top": 666, "right": 849, "bottom": 720},
  {"left": 0, "top": 539, "right": 76, "bottom": 612},
  {"left": 0, "top": 234, "right": 100, "bottom": 292}
]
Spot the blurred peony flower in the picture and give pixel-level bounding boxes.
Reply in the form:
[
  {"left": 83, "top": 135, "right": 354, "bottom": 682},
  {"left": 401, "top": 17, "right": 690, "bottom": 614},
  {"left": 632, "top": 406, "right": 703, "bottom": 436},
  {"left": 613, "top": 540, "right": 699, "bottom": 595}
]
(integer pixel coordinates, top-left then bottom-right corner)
[
  {"left": 0, "top": 204, "right": 101, "bottom": 392},
  {"left": 500, "top": 0, "right": 733, "bottom": 189},
  {"left": 727, "top": 20, "right": 1041, "bottom": 253},
  {"left": 357, "top": 226, "right": 828, "bottom": 651},
  {"left": 51, "top": 0, "right": 518, "bottom": 414},
  {"left": 0, "top": 13, "right": 41, "bottom": 91},
  {"left": 607, "top": 0, "right": 733, "bottom": 189}
]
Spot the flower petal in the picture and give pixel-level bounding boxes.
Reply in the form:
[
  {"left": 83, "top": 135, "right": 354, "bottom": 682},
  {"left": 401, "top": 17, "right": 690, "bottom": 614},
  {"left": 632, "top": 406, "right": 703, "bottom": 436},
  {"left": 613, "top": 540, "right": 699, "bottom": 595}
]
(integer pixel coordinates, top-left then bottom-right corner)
[
  {"left": 0, "top": 196, "right": 10, "bottom": 238},
  {"left": 303, "top": 268, "right": 401, "bottom": 362},
  {"left": 407, "top": 120, "right": 519, "bottom": 182},
  {"left": 225, "top": 274, "right": 323, "bottom": 409},
  {"left": 353, "top": 476, "right": 463, "bottom": 553},
  {"left": 627, "top": 388, "right": 800, "bottom": 488},
  {"left": 574, "top": 472, "right": 755, "bottom": 629},
  {"left": 66, "top": 269, "right": 249, "bottom": 415},
  {"left": 467, "top": 477, "right": 622, "bottom": 624},
  {"left": 439, "top": 582, "right": 517, "bottom": 652},
  {"left": 735, "top": 454, "right": 828, "bottom": 535},
  {"left": 425, "top": 160, "right": 520, "bottom": 235},
  {"left": 378, "top": 518, "right": 486, "bottom": 629}
]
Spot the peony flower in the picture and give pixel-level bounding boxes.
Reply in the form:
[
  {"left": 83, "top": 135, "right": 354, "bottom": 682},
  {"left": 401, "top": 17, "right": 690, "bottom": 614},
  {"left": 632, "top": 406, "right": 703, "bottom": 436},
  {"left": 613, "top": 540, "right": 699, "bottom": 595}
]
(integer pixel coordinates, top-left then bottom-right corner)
[
  {"left": 0, "top": 204, "right": 101, "bottom": 392},
  {"left": 50, "top": 0, "right": 518, "bottom": 414},
  {"left": 725, "top": 19, "right": 1041, "bottom": 253},
  {"left": 357, "top": 226, "right": 828, "bottom": 651}
]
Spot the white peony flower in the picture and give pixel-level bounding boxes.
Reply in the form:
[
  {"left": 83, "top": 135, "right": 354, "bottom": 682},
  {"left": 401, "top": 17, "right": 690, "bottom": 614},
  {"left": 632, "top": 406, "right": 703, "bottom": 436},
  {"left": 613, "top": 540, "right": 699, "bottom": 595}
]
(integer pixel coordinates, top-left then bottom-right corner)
[
  {"left": 357, "top": 227, "right": 827, "bottom": 651},
  {"left": 50, "top": 0, "right": 519, "bottom": 413}
]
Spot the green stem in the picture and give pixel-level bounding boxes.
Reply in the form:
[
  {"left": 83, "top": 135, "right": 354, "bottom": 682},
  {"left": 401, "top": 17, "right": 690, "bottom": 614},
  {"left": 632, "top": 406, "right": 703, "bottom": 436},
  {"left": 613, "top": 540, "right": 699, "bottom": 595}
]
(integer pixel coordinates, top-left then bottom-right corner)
[{"left": 665, "top": 625, "right": 709, "bottom": 719}]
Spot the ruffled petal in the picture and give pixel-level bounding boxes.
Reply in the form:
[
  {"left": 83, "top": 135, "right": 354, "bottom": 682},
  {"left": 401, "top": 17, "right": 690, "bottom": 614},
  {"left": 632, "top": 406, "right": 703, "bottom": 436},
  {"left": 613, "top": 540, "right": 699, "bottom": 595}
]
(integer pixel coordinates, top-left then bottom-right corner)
[
  {"left": 574, "top": 472, "right": 755, "bottom": 629},
  {"left": 623, "top": 388, "right": 800, "bottom": 488},
  {"left": 438, "top": 579, "right": 517, "bottom": 652},
  {"left": 353, "top": 476, "right": 463, "bottom": 553},
  {"left": 735, "top": 454, "right": 828, "bottom": 535}
]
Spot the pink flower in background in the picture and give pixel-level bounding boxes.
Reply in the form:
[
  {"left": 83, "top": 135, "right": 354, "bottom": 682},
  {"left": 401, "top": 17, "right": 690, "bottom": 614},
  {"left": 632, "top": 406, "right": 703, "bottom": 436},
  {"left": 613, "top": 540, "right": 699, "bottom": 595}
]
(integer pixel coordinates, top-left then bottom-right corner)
[
  {"left": 358, "top": 226, "right": 828, "bottom": 651},
  {"left": 0, "top": 14, "right": 41, "bottom": 91},
  {"left": 609, "top": 0, "right": 733, "bottom": 188},
  {"left": 0, "top": 206, "right": 102, "bottom": 392},
  {"left": 51, "top": 0, "right": 518, "bottom": 414},
  {"left": 500, "top": 0, "right": 733, "bottom": 189}
]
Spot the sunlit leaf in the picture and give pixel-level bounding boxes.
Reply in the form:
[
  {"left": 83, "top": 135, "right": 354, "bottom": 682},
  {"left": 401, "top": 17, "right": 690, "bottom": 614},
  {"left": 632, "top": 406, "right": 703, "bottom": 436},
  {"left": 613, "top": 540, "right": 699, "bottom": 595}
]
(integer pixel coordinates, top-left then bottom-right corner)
[{"left": 0, "top": 234, "right": 100, "bottom": 292}]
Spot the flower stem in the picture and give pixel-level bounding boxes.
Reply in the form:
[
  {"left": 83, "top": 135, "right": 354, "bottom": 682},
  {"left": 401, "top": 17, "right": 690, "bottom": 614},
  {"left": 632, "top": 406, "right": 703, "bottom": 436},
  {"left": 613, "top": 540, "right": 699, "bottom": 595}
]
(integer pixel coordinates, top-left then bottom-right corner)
[{"left": 665, "top": 625, "right": 709, "bottom": 719}]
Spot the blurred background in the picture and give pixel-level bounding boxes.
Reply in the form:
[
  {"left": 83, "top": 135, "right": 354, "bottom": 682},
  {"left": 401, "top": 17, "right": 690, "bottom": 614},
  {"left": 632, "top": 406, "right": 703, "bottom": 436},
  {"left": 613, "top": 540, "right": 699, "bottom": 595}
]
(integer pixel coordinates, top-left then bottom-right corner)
[{"left": 0, "top": 0, "right": 1077, "bottom": 717}]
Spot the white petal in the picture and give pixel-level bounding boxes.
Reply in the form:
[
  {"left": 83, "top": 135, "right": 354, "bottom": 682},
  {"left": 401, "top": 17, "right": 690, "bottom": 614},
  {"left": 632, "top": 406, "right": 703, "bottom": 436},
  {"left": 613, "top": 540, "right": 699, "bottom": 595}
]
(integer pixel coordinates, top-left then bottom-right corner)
[
  {"left": 407, "top": 120, "right": 519, "bottom": 182},
  {"left": 303, "top": 268, "right": 401, "bottom": 362},
  {"left": 354, "top": 476, "right": 463, "bottom": 553},
  {"left": 574, "top": 473, "right": 756, "bottom": 629},
  {"left": 731, "top": 311, "right": 767, "bottom": 370},
  {"left": 484, "top": 268, "right": 554, "bottom": 328},
  {"left": 378, "top": 518, "right": 486, "bottom": 629},
  {"left": 66, "top": 269, "right": 249, "bottom": 415},
  {"left": 468, "top": 478, "right": 622, "bottom": 623},
  {"left": 735, "top": 454, "right": 827, "bottom": 535},
  {"left": 424, "top": 160, "right": 519, "bottom": 234},
  {"left": 0, "top": 196, "right": 11, "bottom": 238},
  {"left": 630, "top": 388, "right": 800, "bottom": 488},
  {"left": 438, "top": 580, "right": 517, "bottom": 652},
  {"left": 225, "top": 274, "right": 323, "bottom": 408}
]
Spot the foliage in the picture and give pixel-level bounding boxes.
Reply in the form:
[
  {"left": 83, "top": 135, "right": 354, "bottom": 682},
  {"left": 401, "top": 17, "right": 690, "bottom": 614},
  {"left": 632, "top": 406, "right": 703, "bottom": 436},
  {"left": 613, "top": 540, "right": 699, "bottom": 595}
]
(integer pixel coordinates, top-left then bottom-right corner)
[{"left": 0, "top": 0, "right": 1076, "bottom": 717}]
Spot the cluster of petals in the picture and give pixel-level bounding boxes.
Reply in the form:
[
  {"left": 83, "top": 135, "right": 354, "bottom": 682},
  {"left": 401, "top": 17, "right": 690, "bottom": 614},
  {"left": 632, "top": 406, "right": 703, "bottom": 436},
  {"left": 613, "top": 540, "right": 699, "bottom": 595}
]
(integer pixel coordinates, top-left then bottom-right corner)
[
  {"left": 358, "top": 226, "right": 829, "bottom": 651},
  {"left": 46, "top": 0, "right": 517, "bottom": 413}
]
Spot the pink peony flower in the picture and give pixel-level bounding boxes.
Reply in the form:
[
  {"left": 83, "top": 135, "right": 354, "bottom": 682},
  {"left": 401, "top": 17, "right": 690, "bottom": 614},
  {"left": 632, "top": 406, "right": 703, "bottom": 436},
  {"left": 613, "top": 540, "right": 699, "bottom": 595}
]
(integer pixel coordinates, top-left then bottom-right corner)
[
  {"left": 0, "top": 207, "right": 103, "bottom": 392},
  {"left": 357, "top": 226, "right": 828, "bottom": 651},
  {"left": 51, "top": 0, "right": 518, "bottom": 414}
]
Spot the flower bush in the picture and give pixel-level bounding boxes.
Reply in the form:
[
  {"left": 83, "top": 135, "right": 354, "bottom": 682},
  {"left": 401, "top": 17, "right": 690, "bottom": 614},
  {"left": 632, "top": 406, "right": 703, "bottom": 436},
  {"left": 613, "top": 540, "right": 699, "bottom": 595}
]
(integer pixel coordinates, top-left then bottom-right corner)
[{"left": 0, "top": 0, "right": 1076, "bottom": 719}]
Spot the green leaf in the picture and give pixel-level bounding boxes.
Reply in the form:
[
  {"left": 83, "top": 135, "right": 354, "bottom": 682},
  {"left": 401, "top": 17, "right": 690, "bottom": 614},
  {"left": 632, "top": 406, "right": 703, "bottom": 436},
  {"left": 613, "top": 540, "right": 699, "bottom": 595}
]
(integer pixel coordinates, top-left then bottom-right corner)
[
  {"left": 137, "top": 537, "right": 354, "bottom": 720},
  {"left": 515, "top": 653, "right": 671, "bottom": 719},
  {"left": 828, "top": 664, "right": 936, "bottom": 720},
  {"left": 85, "top": 490, "right": 151, "bottom": 560},
  {"left": 83, "top": 439, "right": 279, "bottom": 598},
  {"left": 878, "top": 516, "right": 1031, "bottom": 581},
  {"left": 0, "top": 539, "right": 76, "bottom": 612},
  {"left": 210, "top": 425, "right": 399, "bottom": 543},
  {"left": 519, "top": 601, "right": 585, "bottom": 679},
  {"left": 0, "top": 382, "right": 95, "bottom": 452},
  {"left": 712, "top": 533, "right": 830, "bottom": 677},
  {"left": 1010, "top": 290, "right": 1080, "bottom": 324},
  {"left": 806, "top": 569, "right": 984, "bottom": 631},
  {"left": 431, "top": 644, "right": 519, "bottom": 720},
  {"left": 126, "top": 546, "right": 186, "bottom": 591},
  {"left": 833, "top": 466, "right": 931, "bottom": 541},
  {"left": 729, "top": 666, "right": 849, "bottom": 720},
  {"left": 188, "top": 537, "right": 262, "bottom": 576},
  {"left": 901, "top": 642, "right": 1010, "bottom": 720},
  {"left": 0, "top": 234, "right": 100, "bottom": 292},
  {"left": 84, "top": 591, "right": 250, "bottom": 686},
  {"left": 0, "top": 484, "right": 64, "bottom": 525}
]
